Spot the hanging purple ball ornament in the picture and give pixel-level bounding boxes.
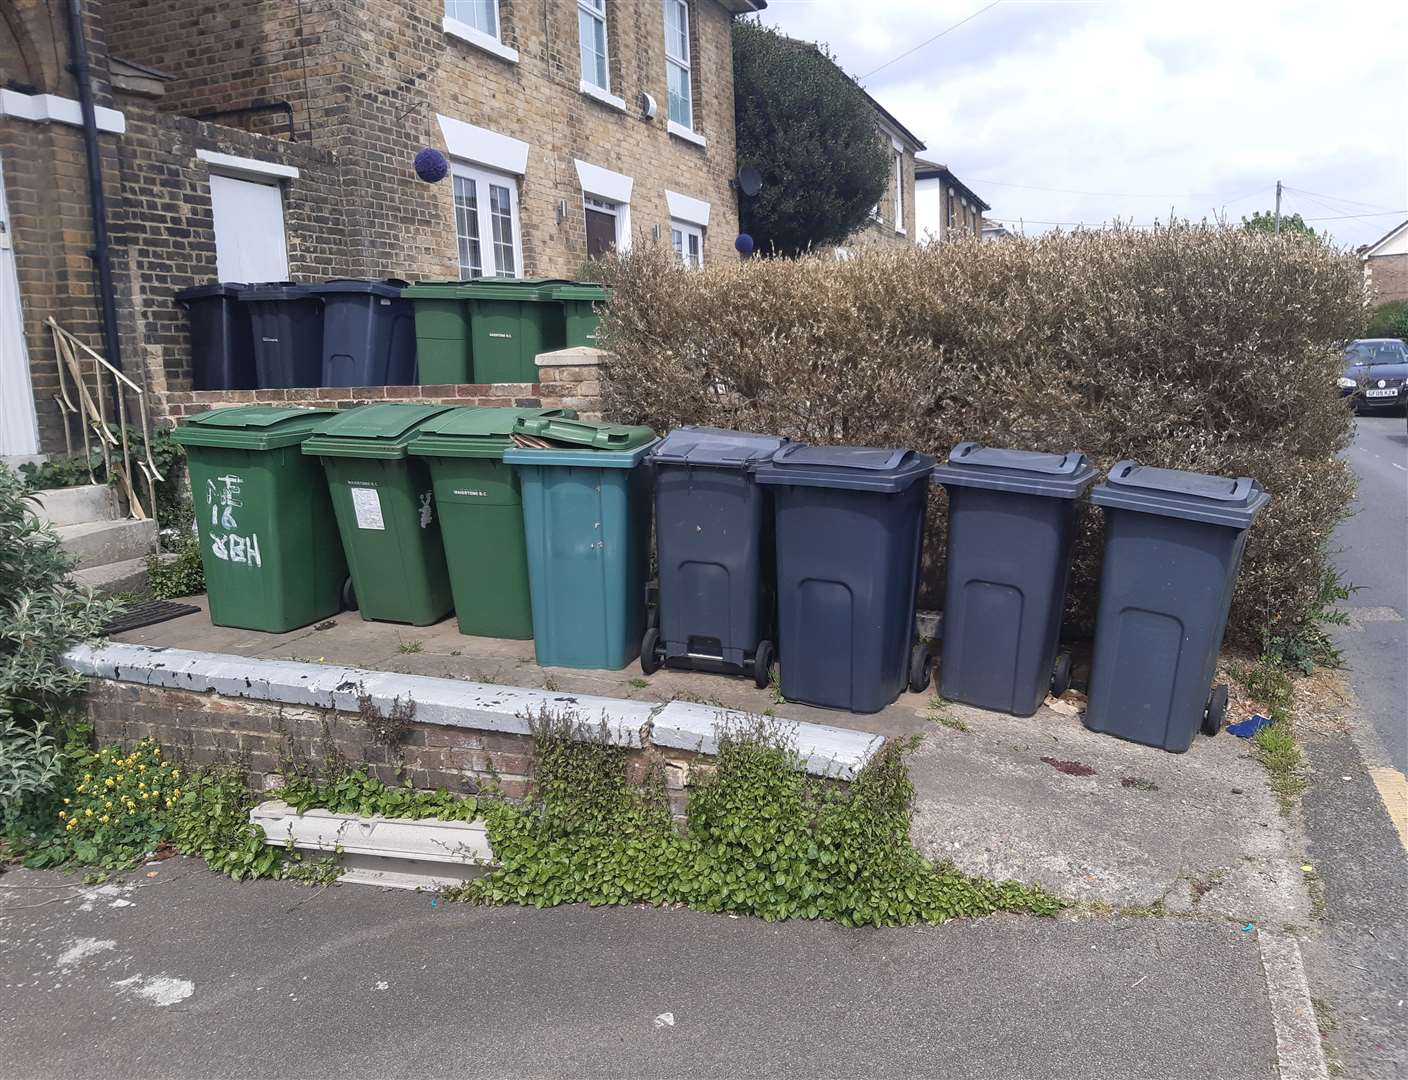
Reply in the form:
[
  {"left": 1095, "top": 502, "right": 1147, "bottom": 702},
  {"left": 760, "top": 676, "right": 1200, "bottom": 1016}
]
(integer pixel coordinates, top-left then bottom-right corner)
[
  {"left": 414, "top": 148, "right": 449, "bottom": 183},
  {"left": 734, "top": 232, "right": 755, "bottom": 256}
]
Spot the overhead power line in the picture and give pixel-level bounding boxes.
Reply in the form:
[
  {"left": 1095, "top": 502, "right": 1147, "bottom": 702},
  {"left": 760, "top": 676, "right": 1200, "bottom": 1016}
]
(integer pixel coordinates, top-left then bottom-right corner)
[
  {"left": 966, "top": 178, "right": 1269, "bottom": 202},
  {"left": 1282, "top": 186, "right": 1401, "bottom": 213},
  {"left": 859, "top": 0, "right": 1001, "bottom": 80}
]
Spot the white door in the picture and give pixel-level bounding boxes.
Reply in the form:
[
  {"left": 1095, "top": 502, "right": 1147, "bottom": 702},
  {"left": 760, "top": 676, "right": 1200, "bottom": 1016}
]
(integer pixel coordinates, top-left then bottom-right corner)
[
  {"left": 209, "top": 173, "right": 290, "bottom": 282},
  {"left": 0, "top": 152, "right": 41, "bottom": 457}
]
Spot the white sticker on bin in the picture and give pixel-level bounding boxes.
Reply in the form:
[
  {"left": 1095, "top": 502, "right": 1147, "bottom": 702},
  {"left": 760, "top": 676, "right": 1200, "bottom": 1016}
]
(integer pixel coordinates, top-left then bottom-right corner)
[{"left": 350, "top": 486, "right": 385, "bottom": 531}]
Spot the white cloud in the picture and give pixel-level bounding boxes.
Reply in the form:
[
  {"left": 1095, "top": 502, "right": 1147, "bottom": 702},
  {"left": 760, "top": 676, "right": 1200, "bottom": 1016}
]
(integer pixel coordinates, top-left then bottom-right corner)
[{"left": 758, "top": 0, "right": 1408, "bottom": 246}]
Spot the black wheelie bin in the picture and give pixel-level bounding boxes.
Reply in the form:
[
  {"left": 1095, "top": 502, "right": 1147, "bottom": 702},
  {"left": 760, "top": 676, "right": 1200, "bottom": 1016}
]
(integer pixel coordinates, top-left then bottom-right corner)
[
  {"left": 175, "top": 282, "right": 255, "bottom": 390},
  {"left": 932, "top": 442, "right": 1098, "bottom": 716},
  {"left": 641, "top": 426, "right": 787, "bottom": 686},
  {"left": 755, "top": 444, "right": 935, "bottom": 713},
  {"left": 239, "top": 281, "right": 324, "bottom": 388},
  {"left": 1084, "top": 461, "right": 1270, "bottom": 752},
  {"left": 313, "top": 278, "right": 417, "bottom": 387}
]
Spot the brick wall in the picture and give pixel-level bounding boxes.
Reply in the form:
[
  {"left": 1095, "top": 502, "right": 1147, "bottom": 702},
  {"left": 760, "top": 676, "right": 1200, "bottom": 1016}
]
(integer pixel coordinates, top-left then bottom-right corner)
[
  {"left": 850, "top": 147, "right": 917, "bottom": 250},
  {"left": 84, "top": 679, "right": 697, "bottom": 814},
  {"left": 1365, "top": 252, "right": 1408, "bottom": 305},
  {"left": 106, "top": 0, "right": 745, "bottom": 276}
]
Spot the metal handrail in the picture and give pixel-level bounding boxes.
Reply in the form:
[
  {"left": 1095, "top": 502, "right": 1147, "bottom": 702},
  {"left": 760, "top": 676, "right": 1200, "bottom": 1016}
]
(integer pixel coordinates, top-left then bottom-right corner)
[{"left": 46, "top": 317, "right": 163, "bottom": 522}]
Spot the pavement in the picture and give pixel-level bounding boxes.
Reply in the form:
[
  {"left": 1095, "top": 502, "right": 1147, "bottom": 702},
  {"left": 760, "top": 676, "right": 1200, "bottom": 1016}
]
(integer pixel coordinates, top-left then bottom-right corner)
[
  {"left": 1297, "top": 412, "right": 1408, "bottom": 1080},
  {"left": 0, "top": 856, "right": 1286, "bottom": 1080},
  {"left": 110, "top": 595, "right": 1308, "bottom": 928}
]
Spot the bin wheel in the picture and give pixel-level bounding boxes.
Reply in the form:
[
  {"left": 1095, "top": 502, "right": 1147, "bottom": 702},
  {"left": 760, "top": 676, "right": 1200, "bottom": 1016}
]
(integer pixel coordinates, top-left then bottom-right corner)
[
  {"left": 908, "top": 643, "right": 933, "bottom": 695},
  {"left": 753, "top": 639, "right": 775, "bottom": 690},
  {"left": 1050, "top": 651, "right": 1073, "bottom": 697},
  {"left": 1202, "top": 684, "right": 1229, "bottom": 737},
  {"left": 640, "top": 627, "right": 662, "bottom": 676},
  {"left": 340, "top": 577, "right": 358, "bottom": 613}
]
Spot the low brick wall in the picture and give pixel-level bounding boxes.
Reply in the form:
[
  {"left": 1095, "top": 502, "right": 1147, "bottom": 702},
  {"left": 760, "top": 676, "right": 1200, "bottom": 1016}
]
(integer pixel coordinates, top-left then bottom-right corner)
[{"left": 84, "top": 680, "right": 696, "bottom": 813}]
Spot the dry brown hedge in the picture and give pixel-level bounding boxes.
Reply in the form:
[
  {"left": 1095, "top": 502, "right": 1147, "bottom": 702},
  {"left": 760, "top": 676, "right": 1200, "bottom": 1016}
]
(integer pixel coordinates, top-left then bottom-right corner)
[{"left": 596, "top": 225, "right": 1363, "bottom": 647}]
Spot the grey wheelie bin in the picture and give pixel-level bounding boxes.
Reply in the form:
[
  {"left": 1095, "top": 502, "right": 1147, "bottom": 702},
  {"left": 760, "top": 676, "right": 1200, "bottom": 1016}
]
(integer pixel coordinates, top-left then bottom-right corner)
[
  {"left": 1084, "top": 461, "right": 1270, "bottom": 752},
  {"left": 932, "top": 442, "right": 1098, "bottom": 716},
  {"left": 239, "top": 282, "right": 324, "bottom": 388},
  {"left": 755, "top": 445, "right": 935, "bottom": 713},
  {"left": 642, "top": 427, "right": 787, "bottom": 686},
  {"left": 175, "top": 282, "right": 255, "bottom": 390},
  {"left": 313, "top": 278, "right": 417, "bottom": 387}
]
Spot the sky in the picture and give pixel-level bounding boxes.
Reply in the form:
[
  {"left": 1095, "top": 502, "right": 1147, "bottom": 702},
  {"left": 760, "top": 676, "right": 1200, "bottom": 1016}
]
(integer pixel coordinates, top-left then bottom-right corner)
[{"left": 756, "top": 0, "right": 1408, "bottom": 249}]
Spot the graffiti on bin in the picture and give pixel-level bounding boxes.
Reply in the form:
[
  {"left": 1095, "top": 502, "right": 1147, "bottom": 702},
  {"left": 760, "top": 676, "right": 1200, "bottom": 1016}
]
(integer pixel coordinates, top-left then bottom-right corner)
[
  {"left": 204, "top": 473, "right": 262, "bottom": 568},
  {"left": 418, "top": 492, "right": 435, "bottom": 529}
]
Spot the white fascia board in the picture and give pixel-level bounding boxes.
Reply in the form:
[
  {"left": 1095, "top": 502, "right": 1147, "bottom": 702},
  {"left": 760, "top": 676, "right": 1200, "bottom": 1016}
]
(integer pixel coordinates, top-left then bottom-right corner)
[
  {"left": 665, "top": 189, "right": 710, "bottom": 227},
  {"left": 437, "top": 113, "right": 529, "bottom": 175},
  {"left": 0, "top": 89, "right": 125, "bottom": 134},
  {"left": 196, "top": 149, "right": 299, "bottom": 181},
  {"left": 574, "top": 158, "right": 633, "bottom": 204}
]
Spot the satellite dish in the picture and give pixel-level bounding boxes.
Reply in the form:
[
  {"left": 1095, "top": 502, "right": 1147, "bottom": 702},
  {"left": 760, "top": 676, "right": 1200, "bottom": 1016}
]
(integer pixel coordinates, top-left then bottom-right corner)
[{"left": 736, "top": 165, "right": 762, "bottom": 198}]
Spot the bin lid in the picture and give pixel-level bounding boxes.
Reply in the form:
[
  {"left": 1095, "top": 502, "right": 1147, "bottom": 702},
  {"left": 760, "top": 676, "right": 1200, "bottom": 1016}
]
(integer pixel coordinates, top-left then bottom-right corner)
[
  {"left": 647, "top": 426, "right": 787, "bottom": 470},
  {"left": 171, "top": 405, "right": 338, "bottom": 450},
  {"left": 300, "top": 402, "right": 455, "bottom": 460},
  {"left": 175, "top": 281, "right": 247, "bottom": 303},
  {"left": 543, "top": 283, "right": 609, "bottom": 302},
  {"left": 408, "top": 406, "right": 576, "bottom": 460},
  {"left": 503, "top": 438, "right": 658, "bottom": 470},
  {"left": 1091, "top": 460, "right": 1270, "bottom": 529},
  {"left": 932, "top": 441, "right": 1098, "bottom": 499},
  {"left": 511, "top": 416, "right": 656, "bottom": 452},
  {"left": 238, "top": 281, "right": 321, "bottom": 303},
  {"left": 401, "top": 278, "right": 569, "bottom": 301},
  {"left": 310, "top": 278, "right": 409, "bottom": 298},
  {"left": 753, "top": 443, "right": 935, "bottom": 493}
]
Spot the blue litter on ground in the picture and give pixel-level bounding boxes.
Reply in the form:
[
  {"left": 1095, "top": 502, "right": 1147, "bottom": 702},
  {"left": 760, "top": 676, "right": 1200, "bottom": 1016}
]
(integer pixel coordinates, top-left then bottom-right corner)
[
  {"left": 1241, "top": 922, "right": 1255, "bottom": 932},
  {"left": 1228, "top": 713, "right": 1273, "bottom": 738}
]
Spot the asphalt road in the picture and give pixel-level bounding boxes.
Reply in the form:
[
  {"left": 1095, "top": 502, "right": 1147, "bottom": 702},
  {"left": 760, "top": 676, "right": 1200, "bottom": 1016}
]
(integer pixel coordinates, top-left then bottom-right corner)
[
  {"left": 1298, "top": 412, "right": 1408, "bottom": 1080},
  {"left": 0, "top": 858, "right": 1282, "bottom": 1080},
  {"left": 1331, "top": 412, "right": 1408, "bottom": 773}
]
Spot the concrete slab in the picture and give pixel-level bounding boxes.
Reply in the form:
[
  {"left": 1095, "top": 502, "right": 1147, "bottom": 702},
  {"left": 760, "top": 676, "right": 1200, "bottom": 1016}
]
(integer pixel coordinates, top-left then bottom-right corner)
[
  {"left": 29, "top": 482, "right": 120, "bottom": 527},
  {"left": 56, "top": 518, "right": 157, "bottom": 569},
  {"left": 101, "top": 599, "right": 1309, "bottom": 921}
]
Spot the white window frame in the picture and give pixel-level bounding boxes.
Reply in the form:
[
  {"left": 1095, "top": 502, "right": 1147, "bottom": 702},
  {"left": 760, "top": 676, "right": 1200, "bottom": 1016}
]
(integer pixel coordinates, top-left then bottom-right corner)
[
  {"left": 451, "top": 161, "right": 522, "bottom": 279},
  {"left": 671, "top": 219, "right": 704, "bottom": 269},
  {"left": 443, "top": 0, "right": 519, "bottom": 64},
  {"left": 578, "top": 0, "right": 611, "bottom": 93},
  {"left": 894, "top": 149, "right": 905, "bottom": 235},
  {"left": 663, "top": 0, "right": 694, "bottom": 133}
]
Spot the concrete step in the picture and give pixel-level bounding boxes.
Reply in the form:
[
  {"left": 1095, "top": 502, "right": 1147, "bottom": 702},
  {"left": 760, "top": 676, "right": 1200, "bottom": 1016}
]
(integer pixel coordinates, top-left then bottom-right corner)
[
  {"left": 56, "top": 518, "right": 158, "bottom": 570},
  {"left": 71, "top": 553, "right": 178, "bottom": 596},
  {"left": 30, "top": 483, "right": 121, "bottom": 528}
]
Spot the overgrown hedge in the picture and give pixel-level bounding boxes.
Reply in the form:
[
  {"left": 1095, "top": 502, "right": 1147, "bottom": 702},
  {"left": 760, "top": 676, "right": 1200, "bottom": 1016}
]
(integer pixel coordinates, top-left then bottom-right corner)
[{"left": 597, "top": 225, "right": 1364, "bottom": 647}]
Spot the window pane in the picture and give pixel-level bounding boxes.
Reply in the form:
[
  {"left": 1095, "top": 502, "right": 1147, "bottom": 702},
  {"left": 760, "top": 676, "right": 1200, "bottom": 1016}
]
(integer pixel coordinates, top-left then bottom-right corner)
[
  {"left": 489, "top": 183, "right": 516, "bottom": 276},
  {"left": 578, "top": 7, "right": 609, "bottom": 89},
  {"left": 663, "top": 0, "right": 688, "bottom": 61},
  {"left": 453, "top": 175, "right": 482, "bottom": 279},
  {"left": 666, "top": 61, "right": 692, "bottom": 127},
  {"left": 688, "top": 232, "right": 700, "bottom": 267},
  {"left": 446, "top": 0, "right": 497, "bottom": 36}
]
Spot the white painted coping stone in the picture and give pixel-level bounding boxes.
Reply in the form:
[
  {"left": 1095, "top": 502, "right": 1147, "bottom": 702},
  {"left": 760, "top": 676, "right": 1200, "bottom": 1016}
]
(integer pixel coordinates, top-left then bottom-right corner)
[
  {"left": 250, "top": 800, "right": 492, "bottom": 892},
  {"left": 62, "top": 643, "right": 882, "bottom": 778}
]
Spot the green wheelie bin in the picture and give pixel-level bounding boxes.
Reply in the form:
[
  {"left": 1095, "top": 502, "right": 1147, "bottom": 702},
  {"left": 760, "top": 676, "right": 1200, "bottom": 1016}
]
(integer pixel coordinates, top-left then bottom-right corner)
[
  {"left": 543, "top": 282, "right": 607, "bottom": 347},
  {"left": 503, "top": 417, "right": 657, "bottom": 670},
  {"left": 171, "top": 406, "right": 347, "bottom": 633},
  {"left": 403, "top": 279, "right": 570, "bottom": 385},
  {"left": 301, "top": 403, "right": 455, "bottom": 626},
  {"left": 407, "top": 405, "right": 575, "bottom": 640}
]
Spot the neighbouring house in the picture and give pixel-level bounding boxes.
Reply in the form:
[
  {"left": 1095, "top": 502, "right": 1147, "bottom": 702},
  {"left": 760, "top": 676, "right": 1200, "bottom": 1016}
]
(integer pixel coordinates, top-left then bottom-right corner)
[
  {"left": 980, "top": 219, "right": 1012, "bottom": 241},
  {"left": 1359, "top": 219, "right": 1408, "bottom": 304},
  {"left": 1, "top": 0, "right": 762, "bottom": 461},
  {"left": 914, "top": 159, "right": 990, "bottom": 243},
  {"left": 850, "top": 95, "right": 925, "bottom": 249}
]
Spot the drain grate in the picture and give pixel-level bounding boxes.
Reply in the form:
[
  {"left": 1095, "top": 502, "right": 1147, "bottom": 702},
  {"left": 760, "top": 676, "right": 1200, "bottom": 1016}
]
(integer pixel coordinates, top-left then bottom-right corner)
[{"left": 103, "top": 598, "right": 201, "bottom": 635}]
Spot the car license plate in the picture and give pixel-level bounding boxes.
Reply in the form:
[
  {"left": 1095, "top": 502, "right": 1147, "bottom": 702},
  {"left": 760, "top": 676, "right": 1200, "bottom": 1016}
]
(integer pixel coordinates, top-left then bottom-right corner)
[{"left": 1365, "top": 387, "right": 1399, "bottom": 398}]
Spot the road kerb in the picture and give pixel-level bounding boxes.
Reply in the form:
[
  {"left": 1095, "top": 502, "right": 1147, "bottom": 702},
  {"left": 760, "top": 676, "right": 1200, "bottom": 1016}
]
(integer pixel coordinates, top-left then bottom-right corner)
[{"left": 1258, "top": 930, "right": 1331, "bottom": 1080}]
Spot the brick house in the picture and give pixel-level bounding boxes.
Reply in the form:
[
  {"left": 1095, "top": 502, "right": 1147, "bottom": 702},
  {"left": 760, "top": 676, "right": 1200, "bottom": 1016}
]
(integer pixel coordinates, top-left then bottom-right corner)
[
  {"left": 848, "top": 95, "right": 924, "bottom": 249},
  {"left": 1359, "top": 219, "right": 1408, "bottom": 305},
  {"left": 914, "top": 160, "right": 990, "bottom": 243},
  {"left": 1, "top": 0, "right": 762, "bottom": 461}
]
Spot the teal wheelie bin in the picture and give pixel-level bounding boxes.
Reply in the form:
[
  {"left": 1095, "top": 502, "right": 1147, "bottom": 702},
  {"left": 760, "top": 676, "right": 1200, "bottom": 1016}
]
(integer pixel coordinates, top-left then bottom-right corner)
[{"left": 503, "top": 417, "right": 657, "bottom": 669}]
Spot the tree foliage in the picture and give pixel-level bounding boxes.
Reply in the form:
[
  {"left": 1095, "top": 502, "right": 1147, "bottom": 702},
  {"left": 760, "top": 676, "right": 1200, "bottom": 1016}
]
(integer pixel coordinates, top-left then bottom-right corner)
[
  {"left": 732, "top": 20, "right": 891, "bottom": 256},
  {"left": 1365, "top": 299, "right": 1408, "bottom": 341},
  {"left": 1242, "top": 209, "right": 1318, "bottom": 239}
]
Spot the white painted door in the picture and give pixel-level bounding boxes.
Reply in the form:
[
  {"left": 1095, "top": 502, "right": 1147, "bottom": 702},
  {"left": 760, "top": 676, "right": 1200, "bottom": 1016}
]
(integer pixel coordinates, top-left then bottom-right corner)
[
  {"left": 209, "top": 173, "right": 290, "bottom": 282},
  {"left": 0, "top": 152, "right": 41, "bottom": 457}
]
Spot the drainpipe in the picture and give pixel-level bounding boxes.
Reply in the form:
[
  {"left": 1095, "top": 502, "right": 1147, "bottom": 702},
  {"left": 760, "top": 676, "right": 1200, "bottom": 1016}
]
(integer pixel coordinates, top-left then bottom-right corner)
[{"left": 65, "top": 0, "right": 124, "bottom": 397}]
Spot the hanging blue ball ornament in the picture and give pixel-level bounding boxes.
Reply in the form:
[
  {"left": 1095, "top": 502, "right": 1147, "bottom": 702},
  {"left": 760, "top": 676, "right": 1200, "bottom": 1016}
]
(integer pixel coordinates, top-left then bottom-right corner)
[
  {"left": 414, "top": 148, "right": 449, "bottom": 183},
  {"left": 734, "top": 232, "right": 755, "bottom": 255}
]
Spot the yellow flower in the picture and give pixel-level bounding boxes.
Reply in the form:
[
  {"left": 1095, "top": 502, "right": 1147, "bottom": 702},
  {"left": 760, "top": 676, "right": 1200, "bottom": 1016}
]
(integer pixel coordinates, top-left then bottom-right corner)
[
  {"left": 58, "top": 811, "right": 67, "bottom": 819},
  {"left": 139, "top": 764, "right": 146, "bottom": 772},
  {"left": 153, "top": 748, "right": 161, "bottom": 757},
  {"left": 152, "top": 789, "right": 160, "bottom": 798},
  {"left": 83, "top": 773, "right": 92, "bottom": 782},
  {"left": 66, "top": 820, "right": 77, "bottom": 831},
  {"left": 171, "top": 769, "right": 181, "bottom": 779},
  {"left": 62, "top": 797, "right": 70, "bottom": 805},
  {"left": 84, "top": 808, "right": 93, "bottom": 817},
  {"left": 105, "top": 801, "right": 113, "bottom": 809},
  {"left": 164, "top": 799, "right": 173, "bottom": 809},
  {"left": 105, "top": 777, "right": 115, "bottom": 788},
  {"left": 99, "top": 815, "right": 110, "bottom": 824},
  {"left": 116, "top": 773, "right": 124, "bottom": 782},
  {"left": 173, "top": 788, "right": 182, "bottom": 798}
]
